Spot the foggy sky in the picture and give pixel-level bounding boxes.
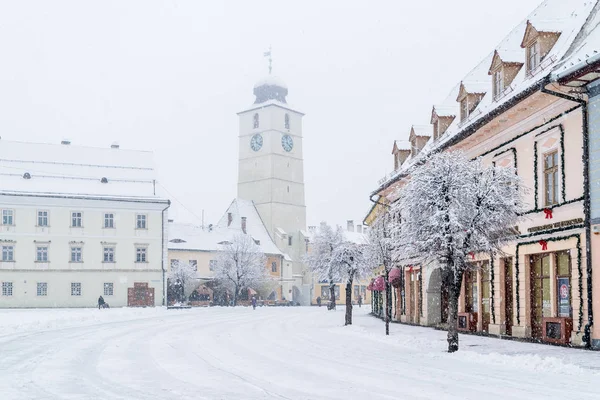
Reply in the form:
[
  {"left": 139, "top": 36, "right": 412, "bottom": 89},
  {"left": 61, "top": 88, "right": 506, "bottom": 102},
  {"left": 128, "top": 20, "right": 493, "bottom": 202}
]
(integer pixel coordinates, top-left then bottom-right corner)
[{"left": 0, "top": 0, "right": 543, "bottom": 228}]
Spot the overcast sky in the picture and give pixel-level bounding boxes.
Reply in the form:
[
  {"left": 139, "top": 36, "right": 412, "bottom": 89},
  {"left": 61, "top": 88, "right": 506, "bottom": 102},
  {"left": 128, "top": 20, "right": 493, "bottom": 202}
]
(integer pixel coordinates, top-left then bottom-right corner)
[{"left": 0, "top": 0, "right": 543, "bottom": 227}]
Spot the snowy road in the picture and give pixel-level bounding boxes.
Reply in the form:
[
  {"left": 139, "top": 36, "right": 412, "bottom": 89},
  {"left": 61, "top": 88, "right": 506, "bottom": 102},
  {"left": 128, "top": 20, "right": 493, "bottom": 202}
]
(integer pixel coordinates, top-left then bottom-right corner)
[{"left": 1, "top": 307, "right": 600, "bottom": 400}]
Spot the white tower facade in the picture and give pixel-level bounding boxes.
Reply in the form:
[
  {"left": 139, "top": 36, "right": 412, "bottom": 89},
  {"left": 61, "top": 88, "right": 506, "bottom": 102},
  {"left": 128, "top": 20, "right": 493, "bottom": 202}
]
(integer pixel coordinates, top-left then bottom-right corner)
[{"left": 237, "top": 76, "right": 309, "bottom": 304}]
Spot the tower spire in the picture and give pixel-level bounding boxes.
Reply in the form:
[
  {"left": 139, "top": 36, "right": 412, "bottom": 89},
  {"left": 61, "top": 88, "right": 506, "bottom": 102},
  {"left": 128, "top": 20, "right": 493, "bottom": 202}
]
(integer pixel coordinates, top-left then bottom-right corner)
[{"left": 263, "top": 46, "right": 272, "bottom": 75}]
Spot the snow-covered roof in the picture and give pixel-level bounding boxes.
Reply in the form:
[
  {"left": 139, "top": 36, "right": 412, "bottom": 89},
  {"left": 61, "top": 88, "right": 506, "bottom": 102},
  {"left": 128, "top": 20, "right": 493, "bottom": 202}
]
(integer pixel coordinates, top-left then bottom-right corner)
[
  {"left": 253, "top": 75, "right": 287, "bottom": 89},
  {"left": 169, "top": 198, "right": 282, "bottom": 255},
  {"left": 0, "top": 139, "right": 164, "bottom": 201},
  {"left": 374, "top": 0, "right": 597, "bottom": 195},
  {"left": 432, "top": 105, "right": 457, "bottom": 118},
  {"left": 411, "top": 125, "right": 432, "bottom": 137}
]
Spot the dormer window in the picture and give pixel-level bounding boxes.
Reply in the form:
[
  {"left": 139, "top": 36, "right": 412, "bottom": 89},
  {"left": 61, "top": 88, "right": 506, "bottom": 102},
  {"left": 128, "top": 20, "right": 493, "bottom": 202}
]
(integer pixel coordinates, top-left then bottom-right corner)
[
  {"left": 430, "top": 106, "right": 456, "bottom": 140},
  {"left": 493, "top": 70, "right": 504, "bottom": 99},
  {"left": 253, "top": 113, "right": 259, "bottom": 129},
  {"left": 527, "top": 41, "right": 540, "bottom": 73},
  {"left": 460, "top": 98, "right": 469, "bottom": 122}
]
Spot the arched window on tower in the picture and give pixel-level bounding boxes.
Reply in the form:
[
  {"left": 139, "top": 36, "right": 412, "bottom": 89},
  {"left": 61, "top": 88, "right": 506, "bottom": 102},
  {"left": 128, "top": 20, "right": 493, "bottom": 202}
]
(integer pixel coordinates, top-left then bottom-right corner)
[
  {"left": 253, "top": 113, "right": 259, "bottom": 129},
  {"left": 284, "top": 114, "right": 290, "bottom": 130}
]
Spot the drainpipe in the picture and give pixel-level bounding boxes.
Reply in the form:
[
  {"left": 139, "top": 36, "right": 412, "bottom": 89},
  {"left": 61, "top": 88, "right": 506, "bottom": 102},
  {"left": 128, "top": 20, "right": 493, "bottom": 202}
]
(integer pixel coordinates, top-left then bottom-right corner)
[
  {"left": 540, "top": 82, "right": 593, "bottom": 348},
  {"left": 161, "top": 201, "right": 172, "bottom": 306}
]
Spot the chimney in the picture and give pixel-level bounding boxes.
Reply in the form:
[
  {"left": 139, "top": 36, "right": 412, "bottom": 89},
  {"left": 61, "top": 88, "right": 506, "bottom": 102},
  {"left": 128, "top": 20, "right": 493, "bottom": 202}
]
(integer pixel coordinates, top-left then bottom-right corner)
[
  {"left": 61, "top": 139, "right": 71, "bottom": 145},
  {"left": 227, "top": 212, "right": 233, "bottom": 227},
  {"left": 241, "top": 217, "right": 247, "bottom": 234},
  {"left": 111, "top": 142, "right": 120, "bottom": 149},
  {"left": 357, "top": 225, "right": 363, "bottom": 234},
  {"left": 308, "top": 226, "right": 316, "bottom": 232},
  {"left": 347, "top": 220, "right": 354, "bottom": 232}
]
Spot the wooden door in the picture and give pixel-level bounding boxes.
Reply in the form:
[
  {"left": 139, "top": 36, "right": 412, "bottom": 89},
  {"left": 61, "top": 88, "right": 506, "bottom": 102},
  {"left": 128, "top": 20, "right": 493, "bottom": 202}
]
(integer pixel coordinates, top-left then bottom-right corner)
[
  {"left": 481, "top": 262, "right": 491, "bottom": 332},
  {"left": 504, "top": 258, "right": 514, "bottom": 335},
  {"left": 408, "top": 278, "right": 415, "bottom": 322},
  {"left": 531, "top": 254, "right": 551, "bottom": 339},
  {"left": 127, "top": 282, "right": 154, "bottom": 307}
]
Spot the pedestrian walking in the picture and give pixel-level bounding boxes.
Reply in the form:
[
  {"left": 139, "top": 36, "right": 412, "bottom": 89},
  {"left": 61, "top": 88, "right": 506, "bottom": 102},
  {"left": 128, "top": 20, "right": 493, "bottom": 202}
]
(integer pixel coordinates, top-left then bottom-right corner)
[
  {"left": 252, "top": 296, "right": 257, "bottom": 310},
  {"left": 316, "top": 296, "right": 321, "bottom": 307},
  {"left": 98, "top": 295, "right": 105, "bottom": 310},
  {"left": 358, "top": 295, "right": 363, "bottom": 308}
]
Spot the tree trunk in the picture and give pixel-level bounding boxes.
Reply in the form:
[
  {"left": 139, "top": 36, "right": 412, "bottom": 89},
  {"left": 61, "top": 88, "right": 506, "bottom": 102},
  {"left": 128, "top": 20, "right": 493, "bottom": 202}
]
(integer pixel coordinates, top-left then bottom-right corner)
[
  {"left": 329, "top": 280, "right": 336, "bottom": 310},
  {"left": 233, "top": 285, "right": 238, "bottom": 307},
  {"left": 345, "top": 276, "right": 353, "bottom": 325},
  {"left": 447, "top": 268, "right": 464, "bottom": 353},
  {"left": 385, "top": 270, "right": 392, "bottom": 336}
]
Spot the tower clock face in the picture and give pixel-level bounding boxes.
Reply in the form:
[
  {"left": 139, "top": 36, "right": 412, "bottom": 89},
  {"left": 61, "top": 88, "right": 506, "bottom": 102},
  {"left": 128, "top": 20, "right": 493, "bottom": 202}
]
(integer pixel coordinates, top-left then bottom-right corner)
[
  {"left": 250, "top": 134, "right": 263, "bottom": 151},
  {"left": 281, "top": 134, "right": 293, "bottom": 152}
]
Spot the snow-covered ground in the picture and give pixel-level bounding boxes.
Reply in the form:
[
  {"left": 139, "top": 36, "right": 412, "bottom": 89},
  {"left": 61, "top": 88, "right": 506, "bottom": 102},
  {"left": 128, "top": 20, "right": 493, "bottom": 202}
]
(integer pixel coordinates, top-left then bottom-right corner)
[{"left": 1, "top": 306, "right": 599, "bottom": 399}]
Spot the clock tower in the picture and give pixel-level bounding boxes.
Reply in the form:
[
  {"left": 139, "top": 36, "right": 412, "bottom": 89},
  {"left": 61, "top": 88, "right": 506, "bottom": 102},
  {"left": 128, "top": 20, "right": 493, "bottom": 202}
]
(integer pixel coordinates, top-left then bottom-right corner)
[{"left": 237, "top": 75, "right": 308, "bottom": 303}]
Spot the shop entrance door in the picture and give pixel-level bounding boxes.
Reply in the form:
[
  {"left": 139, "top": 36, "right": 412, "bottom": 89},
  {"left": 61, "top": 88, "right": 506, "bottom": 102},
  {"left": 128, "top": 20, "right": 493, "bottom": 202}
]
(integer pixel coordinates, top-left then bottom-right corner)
[
  {"left": 531, "top": 254, "right": 551, "bottom": 339},
  {"left": 503, "top": 258, "right": 514, "bottom": 335}
]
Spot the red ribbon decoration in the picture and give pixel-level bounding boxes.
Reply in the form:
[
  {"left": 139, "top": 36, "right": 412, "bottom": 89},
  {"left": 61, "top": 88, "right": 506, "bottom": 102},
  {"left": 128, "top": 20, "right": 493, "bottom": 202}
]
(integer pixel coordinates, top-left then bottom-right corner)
[
  {"left": 469, "top": 252, "right": 475, "bottom": 260},
  {"left": 539, "top": 240, "right": 548, "bottom": 251},
  {"left": 543, "top": 208, "right": 553, "bottom": 219},
  {"left": 408, "top": 265, "right": 414, "bottom": 272}
]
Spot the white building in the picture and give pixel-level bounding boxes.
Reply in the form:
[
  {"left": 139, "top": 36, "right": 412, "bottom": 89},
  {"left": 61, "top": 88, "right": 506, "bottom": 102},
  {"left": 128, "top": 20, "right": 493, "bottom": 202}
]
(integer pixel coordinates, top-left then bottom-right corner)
[
  {"left": 236, "top": 75, "right": 311, "bottom": 304},
  {"left": 0, "top": 140, "right": 170, "bottom": 308}
]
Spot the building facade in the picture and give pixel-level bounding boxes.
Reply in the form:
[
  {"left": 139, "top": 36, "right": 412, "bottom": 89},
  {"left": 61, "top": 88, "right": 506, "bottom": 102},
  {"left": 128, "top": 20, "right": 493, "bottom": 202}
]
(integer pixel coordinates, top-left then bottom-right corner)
[
  {"left": 0, "top": 140, "right": 169, "bottom": 308},
  {"left": 367, "top": 0, "right": 600, "bottom": 347}
]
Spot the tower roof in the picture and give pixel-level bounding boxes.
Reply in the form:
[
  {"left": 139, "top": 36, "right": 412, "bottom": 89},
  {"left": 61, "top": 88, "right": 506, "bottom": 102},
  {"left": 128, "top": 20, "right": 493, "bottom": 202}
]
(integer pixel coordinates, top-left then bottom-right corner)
[{"left": 253, "top": 75, "right": 288, "bottom": 104}]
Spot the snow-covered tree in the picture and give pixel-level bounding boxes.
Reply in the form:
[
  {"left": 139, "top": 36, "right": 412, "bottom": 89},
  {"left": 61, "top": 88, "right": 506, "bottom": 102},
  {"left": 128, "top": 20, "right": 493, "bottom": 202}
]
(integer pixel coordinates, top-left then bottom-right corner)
[
  {"left": 332, "top": 239, "right": 371, "bottom": 325},
  {"left": 213, "top": 233, "right": 268, "bottom": 306},
  {"left": 304, "top": 222, "right": 344, "bottom": 310},
  {"left": 365, "top": 212, "right": 396, "bottom": 335},
  {"left": 392, "top": 151, "right": 525, "bottom": 352},
  {"left": 168, "top": 260, "right": 198, "bottom": 304}
]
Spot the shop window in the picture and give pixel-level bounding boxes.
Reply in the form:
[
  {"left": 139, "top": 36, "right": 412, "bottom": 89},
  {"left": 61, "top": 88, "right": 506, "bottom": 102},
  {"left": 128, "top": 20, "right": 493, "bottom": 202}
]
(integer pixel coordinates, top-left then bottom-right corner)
[
  {"left": 531, "top": 253, "right": 552, "bottom": 338},
  {"left": 556, "top": 251, "right": 571, "bottom": 318},
  {"left": 320, "top": 285, "right": 339, "bottom": 300},
  {"left": 465, "top": 269, "right": 478, "bottom": 313},
  {"left": 544, "top": 151, "right": 559, "bottom": 206},
  {"left": 481, "top": 261, "right": 491, "bottom": 331}
]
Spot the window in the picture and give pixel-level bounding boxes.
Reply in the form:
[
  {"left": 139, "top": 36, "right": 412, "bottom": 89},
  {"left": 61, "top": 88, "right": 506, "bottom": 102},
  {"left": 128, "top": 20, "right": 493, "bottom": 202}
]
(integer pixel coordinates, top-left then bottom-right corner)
[
  {"left": 104, "top": 282, "right": 114, "bottom": 296},
  {"left": 253, "top": 113, "right": 259, "bottom": 129},
  {"left": 136, "top": 214, "right": 147, "bottom": 229},
  {"left": 136, "top": 247, "right": 147, "bottom": 263},
  {"left": 190, "top": 260, "right": 198, "bottom": 271},
  {"left": 71, "top": 282, "right": 81, "bottom": 296},
  {"left": 271, "top": 261, "right": 277, "bottom": 272},
  {"left": 288, "top": 236, "right": 292, "bottom": 246},
  {"left": 37, "top": 210, "right": 49, "bottom": 227},
  {"left": 528, "top": 41, "right": 541, "bottom": 73},
  {"left": 2, "top": 282, "right": 13, "bottom": 296},
  {"left": 103, "top": 246, "right": 115, "bottom": 263},
  {"left": 37, "top": 282, "right": 47, "bottom": 296},
  {"left": 493, "top": 70, "right": 504, "bottom": 99},
  {"left": 2, "top": 209, "right": 14, "bottom": 225},
  {"left": 209, "top": 260, "right": 217, "bottom": 271},
  {"left": 465, "top": 269, "right": 478, "bottom": 313},
  {"left": 2, "top": 245, "right": 14, "bottom": 261},
  {"left": 556, "top": 251, "right": 571, "bottom": 318},
  {"left": 460, "top": 98, "right": 469, "bottom": 121},
  {"left": 36, "top": 246, "right": 48, "bottom": 262},
  {"left": 104, "top": 213, "right": 114, "bottom": 228},
  {"left": 70, "top": 247, "right": 82, "bottom": 262},
  {"left": 170, "top": 259, "right": 179, "bottom": 269},
  {"left": 71, "top": 212, "right": 82, "bottom": 227},
  {"left": 544, "top": 151, "right": 559, "bottom": 206},
  {"left": 284, "top": 114, "right": 290, "bottom": 129},
  {"left": 320, "top": 285, "right": 340, "bottom": 300}
]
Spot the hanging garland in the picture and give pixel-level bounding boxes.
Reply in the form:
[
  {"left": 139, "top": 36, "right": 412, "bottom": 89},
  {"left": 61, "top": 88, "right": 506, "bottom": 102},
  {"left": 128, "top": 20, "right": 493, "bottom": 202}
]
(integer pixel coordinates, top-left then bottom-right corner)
[
  {"left": 559, "top": 125, "right": 566, "bottom": 202},
  {"left": 490, "top": 254, "right": 496, "bottom": 325},
  {"left": 514, "top": 233, "right": 582, "bottom": 329},
  {"left": 419, "top": 269, "right": 423, "bottom": 318},
  {"left": 492, "top": 147, "right": 518, "bottom": 172},
  {"left": 478, "top": 105, "right": 580, "bottom": 159},
  {"left": 533, "top": 141, "right": 539, "bottom": 210}
]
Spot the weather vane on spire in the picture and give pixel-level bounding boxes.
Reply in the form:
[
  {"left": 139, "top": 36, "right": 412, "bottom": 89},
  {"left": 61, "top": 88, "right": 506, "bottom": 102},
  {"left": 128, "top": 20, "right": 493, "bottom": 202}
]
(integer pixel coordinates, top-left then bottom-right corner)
[{"left": 263, "top": 46, "right": 272, "bottom": 75}]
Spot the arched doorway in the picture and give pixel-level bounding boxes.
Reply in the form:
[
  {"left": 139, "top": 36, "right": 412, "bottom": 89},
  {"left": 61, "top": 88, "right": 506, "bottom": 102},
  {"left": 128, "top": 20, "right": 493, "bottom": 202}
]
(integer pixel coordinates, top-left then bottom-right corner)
[
  {"left": 427, "top": 268, "right": 450, "bottom": 326},
  {"left": 292, "top": 286, "right": 302, "bottom": 305}
]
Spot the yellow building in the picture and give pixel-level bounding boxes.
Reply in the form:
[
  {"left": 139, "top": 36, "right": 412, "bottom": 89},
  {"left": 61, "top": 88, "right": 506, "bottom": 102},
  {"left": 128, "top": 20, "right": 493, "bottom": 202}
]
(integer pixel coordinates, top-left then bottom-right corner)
[{"left": 167, "top": 198, "right": 290, "bottom": 305}]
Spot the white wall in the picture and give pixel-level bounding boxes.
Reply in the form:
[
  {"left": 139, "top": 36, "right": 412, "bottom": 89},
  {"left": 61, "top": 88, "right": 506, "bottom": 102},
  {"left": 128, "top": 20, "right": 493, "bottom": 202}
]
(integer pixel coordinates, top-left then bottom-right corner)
[{"left": 0, "top": 195, "right": 168, "bottom": 307}]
